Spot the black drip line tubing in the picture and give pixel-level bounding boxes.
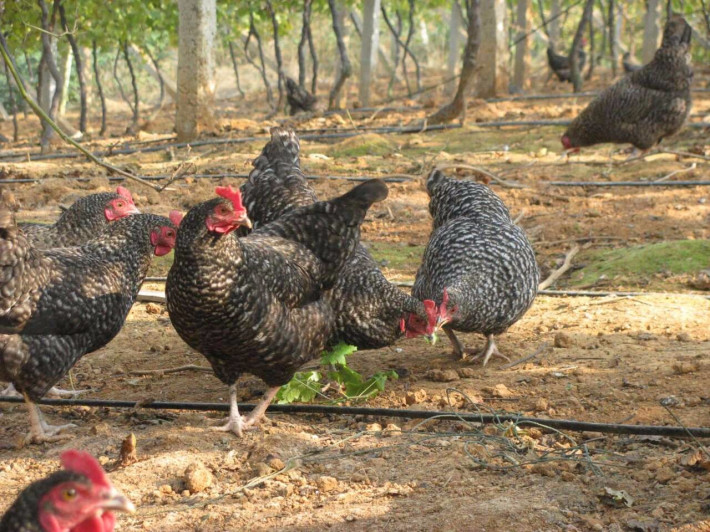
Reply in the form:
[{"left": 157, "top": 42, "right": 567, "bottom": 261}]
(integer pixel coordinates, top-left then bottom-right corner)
[{"left": 0, "top": 397, "right": 707, "bottom": 438}]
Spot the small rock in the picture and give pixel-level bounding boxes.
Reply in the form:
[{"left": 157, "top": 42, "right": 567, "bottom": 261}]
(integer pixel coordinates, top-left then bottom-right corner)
[
  {"left": 253, "top": 462, "right": 273, "bottom": 477},
  {"left": 184, "top": 462, "right": 213, "bottom": 493},
  {"left": 535, "top": 398, "right": 549, "bottom": 411},
  {"left": 383, "top": 423, "right": 401, "bottom": 436},
  {"left": 366, "top": 422, "right": 383, "bottom": 432},
  {"left": 655, "top": 467, "right": 674, "bottom": 484},
  {"left": 316, "top": 475, "right": 338, "bottom": 493},
  {"left": 425, "top": 369, "right": 459, "bottom": 382},
  {"left": 145, "top": 303, "right": 161, "bottom": 315},
  {"left": 457, "top": 367, "right": 477, "bottom": 379},
  {"left": 119, "top": 433, "right": 137, "bottom": 466},
  {"left": 482, "top": 383, "right": 515, "bottom": 398},
  {"left": 554, "top": 332, "right": 573, "bottom": 348},
  {"left": 672, "top": 360, "right": 700, "bottom": 374},
  {"left": 265, "top": 455, "right": 285, "bottom": 471},
  {"left": 159, "top": 484, "right": 173, "bottom": 495},
  {"left": 676, "top": 332, "right": 692, "bottom": 342},
  {"left": 405, "top": 389, "right": 427, "bottom": 405}
]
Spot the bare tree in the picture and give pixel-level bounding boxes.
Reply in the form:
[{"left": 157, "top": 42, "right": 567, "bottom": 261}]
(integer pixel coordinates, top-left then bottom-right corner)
[
  {"left": 37, "top": 0, "right": 63, "bottom": 150},
  {"left": 570, "top": 0, "right": 594, "bottom": 92},
  {"left": 642, "top": 0, "right": 662, "bottom": 64},
  {"left": 328, "top": 0, "right": 351, "bottom": 109},
  {"left": 428, "top": 0, "right": 480, "bottom": 125},
  {"left": 228, "top": 41, "right": 245, "bottom": 98},
  {"left": 91, "top": 40, "right": 107, "bottom": 136},
  {"left": 59, "top": 1, "right": 87, "bottom": 133},
  {"left": 244, "top": 12, "right": 274, "bottom": 107},
  {"left": 476, "top": 0, "right": 507, "bottom": 97},
  {"left": 446, "top": 1, "right": 464, "bottom": 94},
  {"left": 511, "top": 0, "right": 530, "bottom": 92},
  {"left": 359, "top": 0, "right": 381, "bottom": 107},
  {"left": 265, "top": 0, "right": 285, "bottom": 114}
]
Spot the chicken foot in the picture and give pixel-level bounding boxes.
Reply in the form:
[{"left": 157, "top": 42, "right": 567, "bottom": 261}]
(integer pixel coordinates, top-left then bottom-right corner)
[
  {"left": 211, "top": 384, "right": 280, "bottom": 437},
  {"left": 241, "top": 386, "right": 280, "bottom": 430},
  {"left": 443, "top": 327, "right": 510, "bottom": 366},
  {"left": 1, "top": 383, "right": 89, "bottom": 399},
  {"left": 24, "top": 398, "right": 76, "bottom": 444}
]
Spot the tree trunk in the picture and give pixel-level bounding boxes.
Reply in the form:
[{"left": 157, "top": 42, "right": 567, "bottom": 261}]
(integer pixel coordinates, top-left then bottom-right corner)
[
  {"left": 57, "top": 49, "right": 72, "bottom": 116},
  {"left": 608, "top": 0, "right": 618, "bottom": 76},
  {"left": 145, "top": 47, "right": 165, "bottom": 108},
  {"left": 265, "top": 0, "right": 285, "bottom": 115},
  {"left": 382, "top": 7, "right": 402, "bottom": 96},
  {"left": 176, "top": 0, "right": 216, "bottom": 142},
  {"left": 428, "top": 0, "right": 480, "bottom": 125},
  {"left": 446, "top": 1, "right": 463, "bottom": 94},
  {"left": 245, "top": 13, "right": 274, "bottom": 107},
  {"left": 476, "top": 0, "right": 508, "bottom": 97},
  {"left": 642, "top": 0, "right": 662, "bottom": 64},
  {"left": 228, "top": 41, "right": 245, "bottom": 98},
  {"left": 122, "top": 42, "right": 140, "bottom": 133},
  {"left": 549, "top": 0, "right": 561, "bottom": 43},
  {"left": 350, "top": 10, "right": 394, "bottom": 76},
  {"left": 59, "top": 2, "right": 87, "bottom": 132},
  {"left": 359, "top": 0, "right": 381, "bottom": 107},
  {"left": 129, "top": 45, "right": 178, "bottom": 101},
  {"left": 37, "top": 0, "right": 63, "bottom": 151},
  {"left": 511, "top": 0, "right": 529, "bottom": 92},
  {"left": 402, "top": 0, "right": 421, "bottom": 93},
  {"left": 298, "top": 0, "right": 313, "bottom": 88},
  {"left": 3, "top": 57, "right": 19, "bottom": 141},
  {"left": 113, "top": 49, "right": 133, "bottom": 113},
  {"left": 306, "top": 19, "right": 318, "bottom": 94},
  {"left": 328, "top": 0, "right": 351, "bottom": 110},
  {"left": 585, "top": 9, "right": 595, "bottom": 80},
  {"left": 92, "top": 40, "right": 107, "bottom": 136},
  {"left": 570, "top": 0, "right": 594, "bottom": 93}
]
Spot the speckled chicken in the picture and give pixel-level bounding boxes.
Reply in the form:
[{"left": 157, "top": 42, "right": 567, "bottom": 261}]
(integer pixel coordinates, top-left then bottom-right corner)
[
  {"left": 0, "top": 208, "right": 179, "bottom": 442},
  {"left": 286, "top": 77, "right": 318, "bottom": 115},
  {"left": 412, "top": 170, "right": 539, "bottom": 365},
  {"left": 562, "top": 15, "right": 693, "bottom": 151},
  {"left": 0, "top": 450, "right": 134, "bottom": 532},
  {"left": 18, "top": 186, "right": 140, "bottom": 248},
  {"left": 547, "top": 43, "right": 586, "bottom": 83},
  {"left": 239, "top": 128, "right": 436, "bottom": 349},
  {"left": 166, "top": 179, "right": 388, "bottom": 436}
]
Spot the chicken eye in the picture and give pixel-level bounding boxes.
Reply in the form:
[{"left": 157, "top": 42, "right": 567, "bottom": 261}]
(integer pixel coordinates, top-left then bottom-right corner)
[
  {"left": 166, "top": 230, "right": 175, "bottom": 238},
  {"left": 62, "top": 488, "right": 77, "bottom": 501},
  {"left": 116, "top": 201, "right": 124, "bottom": 208}
]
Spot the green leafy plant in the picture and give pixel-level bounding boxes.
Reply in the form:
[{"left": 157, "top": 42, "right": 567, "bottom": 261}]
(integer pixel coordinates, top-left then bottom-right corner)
[{"left": 276, "top": 343, "right": 398, "bottom": 404}]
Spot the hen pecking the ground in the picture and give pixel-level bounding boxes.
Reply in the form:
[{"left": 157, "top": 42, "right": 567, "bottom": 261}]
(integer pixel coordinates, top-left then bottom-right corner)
[
  {"left": 166, "top": 179, "right": 388, "bottom": 437},
  {"left": 413, "top": 170, "right": 539, "bottom": 366},
  {"left": 0, "top": 449, "right": 134, "bottom": 532},
  {"left": 0, "top": 208, "right": 181, "bottom": 443},
  {"left": 562, "top": 15, "right": 693, "bottom": 151}
]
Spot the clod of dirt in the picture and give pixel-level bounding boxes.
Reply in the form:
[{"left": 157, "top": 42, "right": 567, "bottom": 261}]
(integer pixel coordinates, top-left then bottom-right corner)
[
  {"left": 688, "top": 271, "right": 710, "bottom": 290},
  {"left": 405, "top": 389, "right": 427, "bottom": 405},
  {"left": 535, "top": 398, "right": 549, "bottom": 411},
  {"left": 316, "top": 476, "right": 339, "bottom": 493},
  {"left": 457, "top": 367, "right": 478, "bottom": 379},
  {"left": 145, "top": 303, "right": 161, "bottom": 315},
  {"left": 672, "top": 360, "right": 700, "bottom": 374},
  {"left": 425, "top": 369, "right": 459, "bottom": 382},
  {"left": 119, "top": 433, "right": 137, "bottom": 466},
  {"left": 265, "top": 455, "right": 285, "bottom": 471},
  {"left": 626, "top": 518, "right": 660, "bottom": 532},
  {"left": 482, "top": 384, "right": 515, "bottom": 398},
  {"left": 366, "top": 423, "right": 383, "bottom": 432},
  {"left": 554, "top": 332, "right": 574, "bottom": 348},
  {"left": 184, "top": 462, "right": 214, "bottom": 493},
  {"left": 676, "top": 332, "right": 692, "bottom": 342},
  {"left": 654, "top": 467, "right": 675, "bottom": 484}
]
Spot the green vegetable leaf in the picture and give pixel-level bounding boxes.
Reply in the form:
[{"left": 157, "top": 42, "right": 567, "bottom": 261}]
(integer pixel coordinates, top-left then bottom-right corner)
[
  {"left": 275, "top": 370, "right": 322, "bottom": 404},
  {"left": 321, "top": 342, "right": 358, "bottom": 366}
]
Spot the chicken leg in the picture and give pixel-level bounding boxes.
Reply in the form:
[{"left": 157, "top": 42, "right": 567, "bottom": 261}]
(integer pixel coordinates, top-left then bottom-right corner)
[
  {"left": 2, "top": 383, "right": 89, "bottom": 399},
  {"left": 443, "top": 327, "right": 510, "bottom": 366},
  {"left": 211, "top": 383, "right": 247, "bottom": 437},
  {"left": 24, "top": 397, "right": 75, "bottom": 444},
  {"left": 242, "top": 386, "right": 280, "bottom": 430}
]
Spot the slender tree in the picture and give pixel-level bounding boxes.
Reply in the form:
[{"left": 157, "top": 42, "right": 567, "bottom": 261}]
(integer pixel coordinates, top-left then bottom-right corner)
[
  {"left": 328, "top": 0, "right": 351, "bottom": 109},
  {"left": 58, "top": 1, "right": 87, "bottom": 133},
  {"left": 570, "top": 0, "right": 594, "bottom": 92}
]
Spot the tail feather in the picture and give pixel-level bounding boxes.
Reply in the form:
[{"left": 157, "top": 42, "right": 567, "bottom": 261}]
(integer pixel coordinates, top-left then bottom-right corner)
[
  {"left": 426, "top": 169, "right": 446, "bottom": 196},
  {"left": 252, "top": 127, "right": 301, "bottom": 175}
]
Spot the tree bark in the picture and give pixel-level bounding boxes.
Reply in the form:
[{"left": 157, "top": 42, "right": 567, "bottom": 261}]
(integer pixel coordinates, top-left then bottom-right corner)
[
  {"left": 585, "top": 9, "right": 595, "bottom": 80},
  {"left": 122, "top": 42, "right": 140, "bottom": 133},
  {"left": 129, "top": 45, "right": 178, "bottom": 101},
  {"left": 265, "top": 0, "right": 285, "bottom": 115},
  {"left": 476, "top": 0, "right": 508, "bottom": 97},
  {"left": 642, "top": 0, "right": 662, "bottom": 64},
  {"left": 37, "top": 0, "right": 63, "bottom": 150},
  {"left": 381, "top": 6, "right": 404, "bottom": 95},
  {"left": 549, "top": 0, "right": 561, "bottom": 44},
  {"left": 328, "top": 0, "right": 352, "bottom": 110},
  {"left": 607, "top": 0, "right": 618, "bottom": 76},
  {"left": 59, "top": 1, "right": 87, "bottom": 132},
  {"left": 176, "top": 0, "right": 216, "bottom": 142},
  {"left": 511, "top": 0, "right": 529, "bottom": 92},
  {"left": 359, "top": 0, "right": 381, "bottom": 107},
  {"left": 57, "top": 50, "right": 72, "bottom": 116},
  {"left": 298, "top": 0, "right": 313, "bottom": 88},
  {"left": 113, "top": 49, "right": 133, "bottom": 113},
  {"left": 402, "top": 0, "right": 421, "bottom": 92},
  {"left": 92, "top": 40, "right": 107, "bottom": 136},
  {"left": 245, "top": 12, "right": 274, "bottom": 107},
  {"left": 350, "top": 10, "right": 394, "bottom": 76},
  {"left": 570, "top": 0, "right": 594, "bottom": 93},
  {"left": 446, "top": 1, "right": 464, "bottom": 94},
  {"left": 228, "top": 41, "right": 245, "bottom": 98},
  {"left": 428, "top": 0, "right": 480, "bottom": 125},
  {"left": 3, "top": 57, "right": 19, "bottom": 141},
  {"left": 145, "top": 47, "right": 165, "bottom": 108},
  {"left": 306, "top": 16, "right": 318, "bottom": 94}
]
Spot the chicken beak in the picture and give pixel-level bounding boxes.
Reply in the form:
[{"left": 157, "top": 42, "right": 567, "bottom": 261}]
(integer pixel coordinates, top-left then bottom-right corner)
[
  {"left": 126, "top": 204, "right": 141, "bottom": 215},
  {"left": 102, "top": 488, "right": 136, "bottom": 514},
  {"left": 239, "top": 213, "right": 253, "bottom": 230},
  {"left": 426, "top": 333, "right": 438, "bottom": 346}
]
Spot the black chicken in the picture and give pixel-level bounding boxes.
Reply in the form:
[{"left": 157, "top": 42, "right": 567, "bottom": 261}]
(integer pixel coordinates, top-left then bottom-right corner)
[
  {"left": 562, "top": 15, "right": 692, "bottom": 151},
  {"left": 239, "top": 128, "right": 437, "bottom": 349},
  {"left": 547, "top": 41, "right": 587, "bottom": 83},
  {"left": 0, "top": 208, "right": 180, "bottom": 442},
  {"left": 285, "top": 77, "right": 318, "bottom": 115},
  {"left": 412, "top": 170, "right": 539, "bottom": 365},
  {"left": 166, "top": 179, "right": 388, "bottom": 436},
  {"left": 0, "top": 450, "right": 134, "bottom": 532},
  {"left": 18, "top": 186, "right": 140, "bottom": 248},
  {"left": 622, "top": 52, "right": 642, "bottom": 74}
]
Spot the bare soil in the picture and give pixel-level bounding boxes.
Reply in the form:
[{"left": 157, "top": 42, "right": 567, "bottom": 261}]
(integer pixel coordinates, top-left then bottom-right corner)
[{"left": 0, "top": 87, "right": 709, "bottom": 531}]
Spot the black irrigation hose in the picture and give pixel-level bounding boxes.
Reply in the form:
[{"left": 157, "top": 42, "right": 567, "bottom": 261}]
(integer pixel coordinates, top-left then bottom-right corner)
[{"left": 1, "top": 397, "right": 707, "bottom": 438}]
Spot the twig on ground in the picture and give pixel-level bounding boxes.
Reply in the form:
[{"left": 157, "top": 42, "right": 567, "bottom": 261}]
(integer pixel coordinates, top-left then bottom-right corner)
[
  {"left": 654, "top": 163, "right": 696, "bottom": 183},
  {"left": 659, "top": 148, "right": 710, "bottom": 162},
  {"left": 662, "top": 404, "right": 710, "bottom": 459},
  {"left": 500, "top": 343, "right": 551, "bottom": 370},
  {"left": 128, "top": 365, "right": 213, "bottom": 376},
  {"left": 538, "top": 245, "right": 581, "bottom": 290},
  {"left": 434, "top": 163, "right": 526, "bottom": 189},
  {"left": 512, "top": 210, "right": 526, "bottom": 224}
]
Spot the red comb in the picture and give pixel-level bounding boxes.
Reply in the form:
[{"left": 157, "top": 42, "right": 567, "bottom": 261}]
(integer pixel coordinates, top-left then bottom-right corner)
[
  {"left": 215, "top": 186, "right": 245, "bottom": 211},
  {"left": 169, "top": 210, "right": 183, "bottom": 226},
  {"left": 60, "top": 450, "right": 110, "bottom": 489},
  {"left": 116, "top": 186, "right": 134, "bottom": 203},
  {"left": 423, "top": 299, "right": 438, "bottom": 326}
]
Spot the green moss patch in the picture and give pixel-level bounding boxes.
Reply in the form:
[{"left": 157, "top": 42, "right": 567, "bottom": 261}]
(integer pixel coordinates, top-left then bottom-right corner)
[{"left": 328, "top": 134, "right": 396, "bottom": 158}]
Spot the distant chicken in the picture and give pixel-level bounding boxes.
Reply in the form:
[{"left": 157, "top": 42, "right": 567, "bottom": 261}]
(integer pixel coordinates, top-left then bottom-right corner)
[
  {"left": 413, "top": 170, "right": 539, "bottom": 365},
  {"left": 622, "top": 52, "right": 642, "bottom": 74},
  {"left": 285, "top": 77, "right": 318, "bottom": 115},
  {"left": 562, "top": 15, "right": 693, "bottom": 151},
  {"left": 166, "top": 179, "right": 388, "bottom": 436},
  {"left": 0, "top": 449, "right": 134, "bottom": 532},
  {"left": 547, "top": 42, "right": 586, "bottom": 83},
  {"left": 239, "top": 128, "right": 437, "bottom": 349},
  {"left": 0, "top": 208, "right": 180, "bottom": 442},
  {"left": 19, "top": 186, "right": 140, "bottom": 248}
]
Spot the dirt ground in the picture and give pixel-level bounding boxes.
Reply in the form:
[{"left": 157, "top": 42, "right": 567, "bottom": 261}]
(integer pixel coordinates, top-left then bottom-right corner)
[{"left": 0, "top": 83, "right": 709, "bottom": 531}]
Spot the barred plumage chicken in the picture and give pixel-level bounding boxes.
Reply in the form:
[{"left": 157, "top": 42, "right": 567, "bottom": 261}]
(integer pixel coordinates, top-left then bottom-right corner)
[
  {"left": 239, "top": 128, "right": 436, "bottom": 349},
  {"left": 562, "top": 15, "right": 693, "bottom": 151},
  {"left": 413, "top": 170, "right": 539, "bottom": 365}
]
